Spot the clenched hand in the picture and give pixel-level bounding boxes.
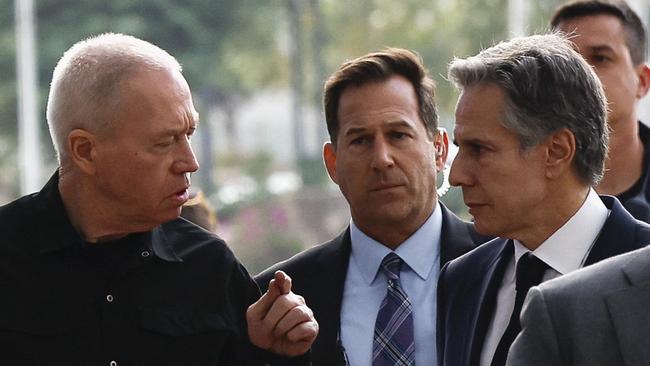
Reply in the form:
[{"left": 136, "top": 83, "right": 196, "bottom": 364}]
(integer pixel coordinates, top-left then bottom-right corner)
[{"left": 247, "top": 271, "right": 319, "bottom": 356}]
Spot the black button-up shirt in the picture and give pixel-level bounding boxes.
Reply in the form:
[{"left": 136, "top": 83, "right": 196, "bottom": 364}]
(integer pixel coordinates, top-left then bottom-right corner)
[{"left": 0, "top": 172, "right": 300, "bottom": 366}]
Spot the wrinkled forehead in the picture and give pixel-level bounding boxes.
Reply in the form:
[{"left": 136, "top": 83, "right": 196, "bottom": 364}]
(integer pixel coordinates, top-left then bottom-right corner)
[
  {"left": 109, "top": 69, "right": 198, "bottom": 129},
  {"left": 556, "top": 14, "right": 630, "bottom": 52},
  {"left": 453, "top": 84, "right": 510, "bottom": 136}
]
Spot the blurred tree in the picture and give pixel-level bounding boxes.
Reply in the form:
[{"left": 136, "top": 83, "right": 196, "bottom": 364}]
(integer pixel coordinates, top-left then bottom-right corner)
[
  {"left": 287, "top": 0, "right": 306, "bottom": 166},
  {"left": 0, "top": 0, "right": 290, "bottom": 197},
  {"left": 0, "top": 0, "right": 19, "bottom": 197},
  {"left": 307, "top": 0, "right": 329, "bottom": 146}
]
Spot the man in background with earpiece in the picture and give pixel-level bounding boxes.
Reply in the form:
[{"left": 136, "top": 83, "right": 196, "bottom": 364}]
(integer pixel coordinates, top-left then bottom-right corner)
[{"left": 256, "top": 47, "right": 490, "bottom": 366}]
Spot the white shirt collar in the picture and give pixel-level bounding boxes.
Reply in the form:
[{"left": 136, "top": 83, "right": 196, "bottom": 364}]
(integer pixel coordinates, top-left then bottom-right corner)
[
  {"left": 349, "top": 202, "right": 442, "bottom": 285},
  {"left": 513, "top": 188, "right": 609, "bottom": 274}
]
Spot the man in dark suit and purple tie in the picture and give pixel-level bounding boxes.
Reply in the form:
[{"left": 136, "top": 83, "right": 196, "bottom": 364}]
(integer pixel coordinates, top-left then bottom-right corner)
[{"left": 257, "top": 48, "right": 490, "bottom": 366}]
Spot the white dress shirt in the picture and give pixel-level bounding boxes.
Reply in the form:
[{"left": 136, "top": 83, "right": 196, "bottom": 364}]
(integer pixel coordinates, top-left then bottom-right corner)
[
  {"left": 340, "top": 204, "right": 442, "bottom": 366},
  {"left": 479, "top": 188, "right": 609, "bottom": 366}
]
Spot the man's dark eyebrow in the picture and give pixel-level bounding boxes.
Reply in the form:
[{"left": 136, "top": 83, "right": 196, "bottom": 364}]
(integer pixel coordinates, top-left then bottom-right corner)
[
  {"left": 343, "top": 126, "right": 367, "bottom": 137},
  {"left": 342, "top": 119, "right": 414, "bottom": 137},
  {"left": 454, "top": 136, "right": 490, "bottom": 147},
  {"left": 155, "top": 126, "right": 195, "bottom": 138},
  {"left": 589, "top": 45, "right": 615, "bottom": 54}
]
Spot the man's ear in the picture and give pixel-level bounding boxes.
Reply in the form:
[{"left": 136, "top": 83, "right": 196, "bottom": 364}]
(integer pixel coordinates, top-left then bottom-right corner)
[
  {"left": 434, "top": 128, "right": 449, "bottom": 172},
  {"left": 67, "top": 129, "right": 98, "bottom": 175},
  {"left": 545, "top": 128, "right": 576, "bottom": 180},
  {"left": 635, "top": 63, "right": 650, "bottom": 99},
  {"left": 323, "top": 141, "right": 339, "bottom": 184}
]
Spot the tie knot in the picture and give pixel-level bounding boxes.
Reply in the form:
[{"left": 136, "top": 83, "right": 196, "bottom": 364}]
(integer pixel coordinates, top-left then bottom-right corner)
[
  {"left": 380, "top": 252, "right": 403, "bottom": 281},
  {"left": 515, "top": 252, "right": 548, "bottom": 292}
]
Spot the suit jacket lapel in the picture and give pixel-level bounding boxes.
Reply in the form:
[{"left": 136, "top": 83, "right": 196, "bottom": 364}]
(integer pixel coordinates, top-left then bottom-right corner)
[
  {"left": 305, "top": 229, "right": 351, "bottom": 366},
  {"left": 586, "top": 196, "right": 642, "bottom": 265},
  {"left": 469, "top": 239, "right": 514, "bottom": 366},
  {"left": 606, "top": 249, "right": 650, "bottom": 366}
]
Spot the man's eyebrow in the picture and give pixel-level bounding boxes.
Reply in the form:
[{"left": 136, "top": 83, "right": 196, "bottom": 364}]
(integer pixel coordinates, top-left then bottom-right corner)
[
  {"left": 454, "top": 136, "right": 489, "bottom": 146},
  {"left": 155, "top": 129, "right": 183, "bottom": 137},
  {"left": 343, "top": 120, "right": 414, "bottom": 135},
  {"left": 589, "top": 45, "right": 615, "bottom": 54},
  {"left": 343, "top": 126, "right": 367, "bottom": 137},
  {"left": 155, "top": 124, "right": 198, "bottom": 138}
]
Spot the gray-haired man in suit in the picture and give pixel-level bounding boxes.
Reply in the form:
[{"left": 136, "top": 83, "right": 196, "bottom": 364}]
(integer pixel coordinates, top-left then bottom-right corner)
[{"left": 437, "top": 32, "right": 650, "bottom": 366}]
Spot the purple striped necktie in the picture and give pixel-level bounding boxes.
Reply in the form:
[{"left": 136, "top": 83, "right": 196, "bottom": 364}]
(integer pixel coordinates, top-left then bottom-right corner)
[{"left": 372, "top": 252, "right": 415, "bottom": 366}]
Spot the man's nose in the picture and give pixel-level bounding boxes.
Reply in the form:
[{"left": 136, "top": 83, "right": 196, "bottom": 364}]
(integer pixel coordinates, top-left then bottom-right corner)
[
  {"left": 449, "top": 152, "right": 470, "bottom": 187},
  {"left": 173, "top": 137, "right": 200, "bottom": 174},
  {"left": 370, "top": 139, "right": 395, "bottom": 170}
]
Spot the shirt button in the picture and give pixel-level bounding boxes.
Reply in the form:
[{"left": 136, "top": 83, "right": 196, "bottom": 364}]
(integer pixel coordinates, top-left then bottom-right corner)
[
  {"left": 141, "top": 250, "right": 150, "bottom": 258},
  {"left": 106, "top": 294, "right": 114, "bottom": 303},
  {"left": 109, "top": 361, "right": 117, "bottom": 366}
]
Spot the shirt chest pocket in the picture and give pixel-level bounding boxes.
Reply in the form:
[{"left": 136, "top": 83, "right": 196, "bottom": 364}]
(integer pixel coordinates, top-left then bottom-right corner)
[{"left": 137, "top": 306, "right": 242, "bottom": 365}]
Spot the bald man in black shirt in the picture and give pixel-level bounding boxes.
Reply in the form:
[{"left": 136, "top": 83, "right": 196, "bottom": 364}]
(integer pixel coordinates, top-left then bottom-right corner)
[{"left": 0, "top": 33, "right": 317, "bottom": 366}]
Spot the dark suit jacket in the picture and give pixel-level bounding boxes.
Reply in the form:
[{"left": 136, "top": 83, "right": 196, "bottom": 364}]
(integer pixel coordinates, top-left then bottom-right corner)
[
  {"left": 437, "top": 195, "right": 650, "bottom": 366},
  {"left": 506, "top": 245, "right": 650, "bottom": 366},
  {"left": 617, "top": 122, "right": 650, "bottom": 223},
  {"left": 255, "top": 203, "right": 490, "bottom": 366}
]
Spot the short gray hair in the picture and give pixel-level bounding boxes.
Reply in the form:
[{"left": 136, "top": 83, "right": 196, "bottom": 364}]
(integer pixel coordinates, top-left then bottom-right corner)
[
  {"left": 46, "top": 33, "right": 182, "bottom": 163},
  {"left": 448, "top": 33, "right": 608, "bottom": 185}
]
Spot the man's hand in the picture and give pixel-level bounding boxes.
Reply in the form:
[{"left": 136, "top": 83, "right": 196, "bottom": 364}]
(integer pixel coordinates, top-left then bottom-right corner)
[{"left": 247, "top": 271, "right": 319, "bottom": 357}]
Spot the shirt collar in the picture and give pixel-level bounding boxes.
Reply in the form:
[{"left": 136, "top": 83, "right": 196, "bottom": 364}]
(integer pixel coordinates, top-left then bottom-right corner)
[
  {"left": 513, "top": 188, "right": 609, "bottom": 274},
  {"left": 38, "top": 170, "right": 182, "bottom": 263},
  {"left": 151, "top": 224, "right": 184, "bottom": 262},
  {"left": 37, "top": 171, "right": 86, "bottom": 254},
  {"left": 349, "top": 203, "right": 442, "bottom": 285}
]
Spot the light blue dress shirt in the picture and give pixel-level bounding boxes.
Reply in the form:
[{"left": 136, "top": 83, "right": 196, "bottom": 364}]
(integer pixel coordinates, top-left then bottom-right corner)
[{"left": 340, "top": 204, "right": 442, "bottom": 366}]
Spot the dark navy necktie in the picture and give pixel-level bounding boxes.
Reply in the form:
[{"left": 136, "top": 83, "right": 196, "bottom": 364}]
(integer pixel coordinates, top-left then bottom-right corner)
[
  {"left": 373, "top": 253, "right": 416, "bottom": 366},
  {"left": 491, "top": 252, "right": 548, "bottom": 366}
]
